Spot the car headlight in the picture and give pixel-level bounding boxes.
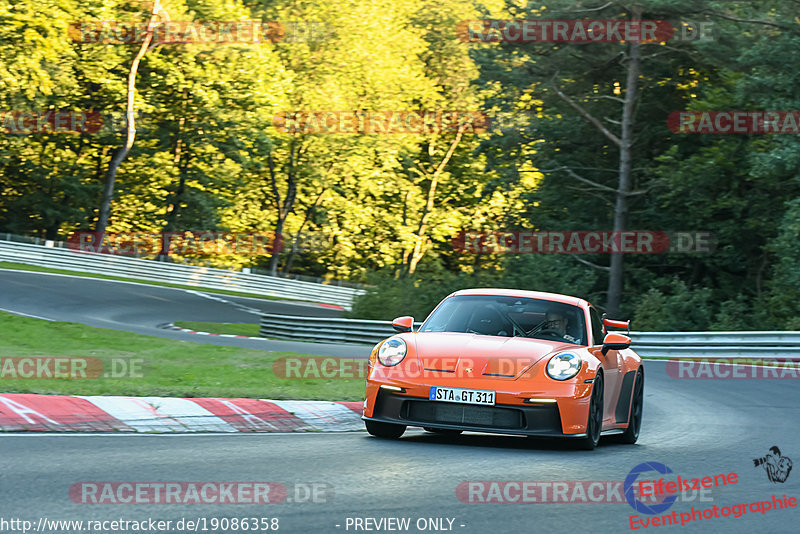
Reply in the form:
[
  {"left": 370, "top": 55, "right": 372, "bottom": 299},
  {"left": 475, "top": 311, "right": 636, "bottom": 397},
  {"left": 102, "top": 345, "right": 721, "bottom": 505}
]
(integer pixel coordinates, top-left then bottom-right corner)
[
  {"left": 378, "top": 337, "right": 407, "bottom": 366},
  {"left": 546, "top": 353, "right": 582, "bottom": 381}
]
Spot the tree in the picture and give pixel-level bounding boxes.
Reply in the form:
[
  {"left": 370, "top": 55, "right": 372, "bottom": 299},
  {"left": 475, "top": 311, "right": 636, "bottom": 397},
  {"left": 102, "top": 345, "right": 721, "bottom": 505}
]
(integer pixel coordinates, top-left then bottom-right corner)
[{"left": 96, "top": 0, "right": 166, "bottom": 235}]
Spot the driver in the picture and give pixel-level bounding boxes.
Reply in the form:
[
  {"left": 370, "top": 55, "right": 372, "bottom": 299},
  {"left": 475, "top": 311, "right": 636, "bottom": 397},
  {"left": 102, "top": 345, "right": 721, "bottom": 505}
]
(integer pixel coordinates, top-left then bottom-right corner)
[{"left": 544, "top": 311, "right": 577, "bottom": 343}]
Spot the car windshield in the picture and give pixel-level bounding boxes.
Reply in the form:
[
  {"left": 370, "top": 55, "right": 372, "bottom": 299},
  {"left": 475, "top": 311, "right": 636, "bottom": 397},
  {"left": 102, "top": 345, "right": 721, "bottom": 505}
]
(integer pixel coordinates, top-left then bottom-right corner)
[{"left": 419, "top": 294, "right": 586, "bottom": 345}]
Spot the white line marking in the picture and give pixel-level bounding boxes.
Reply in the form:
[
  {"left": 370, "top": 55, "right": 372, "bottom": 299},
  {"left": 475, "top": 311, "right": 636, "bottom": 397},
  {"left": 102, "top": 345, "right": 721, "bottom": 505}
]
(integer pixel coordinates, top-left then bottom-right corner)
[
  {"left": 0, "top": 306, "right": 54, "bottom": 321},
  {"left": 185, "top": 290, "right": 263, "bottom": 315}
]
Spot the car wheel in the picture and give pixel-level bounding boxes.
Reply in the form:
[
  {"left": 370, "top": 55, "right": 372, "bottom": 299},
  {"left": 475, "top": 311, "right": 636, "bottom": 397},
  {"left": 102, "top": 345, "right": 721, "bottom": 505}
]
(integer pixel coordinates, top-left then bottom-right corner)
[
  {"left": 618, "top": 368, "right": 644, "bottom": 444},
  {"left": 365, "top": 420, "right": 406, "bottom": 439},
  {"left": 577, "top": 372, "right": 604, "bottom": 450},
  {"left": 423, "top": 427, "right": 463, "bottom": 435}
]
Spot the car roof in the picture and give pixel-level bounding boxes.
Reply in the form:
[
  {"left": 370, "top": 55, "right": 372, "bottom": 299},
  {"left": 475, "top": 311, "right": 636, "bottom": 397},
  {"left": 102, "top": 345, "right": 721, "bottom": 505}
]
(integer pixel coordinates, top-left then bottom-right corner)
[{"left": 449, "top": 288, "right": 590, "bottom": 308}]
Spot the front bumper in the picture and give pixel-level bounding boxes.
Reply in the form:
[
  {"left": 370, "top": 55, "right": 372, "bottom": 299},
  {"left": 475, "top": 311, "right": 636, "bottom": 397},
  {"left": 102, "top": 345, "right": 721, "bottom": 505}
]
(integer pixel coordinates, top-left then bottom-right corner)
[{"left": 364, "top": 390, "right": 585, "bottom": 438}]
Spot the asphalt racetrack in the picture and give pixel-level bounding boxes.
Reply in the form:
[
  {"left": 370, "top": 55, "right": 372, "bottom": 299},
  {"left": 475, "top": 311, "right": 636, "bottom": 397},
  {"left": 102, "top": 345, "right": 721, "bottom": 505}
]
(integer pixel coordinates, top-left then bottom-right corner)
[
  {"left": 2, "top": 363, "right": 799, "bottom": 533},
  {"left": 0, "top": 269, "right": 370, "bottom": 357},
  {"left": 1, "top": 269, "right": 799, "bottom": 533}
]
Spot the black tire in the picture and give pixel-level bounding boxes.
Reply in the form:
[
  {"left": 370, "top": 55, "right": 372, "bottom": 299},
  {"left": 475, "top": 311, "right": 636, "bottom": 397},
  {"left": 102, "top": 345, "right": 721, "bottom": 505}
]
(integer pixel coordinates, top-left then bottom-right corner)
[
  {"left": 576, "top": 372, "right": 604, "bottom": 450},
  {"left": 365, "top": 420, "right": 406, "bottom": 439},
  {"left": 618, "top": 368, "right": 644, "bottom": 444},
  {"left": 423, "top": 427, "right": 463, "bottom": 435}
]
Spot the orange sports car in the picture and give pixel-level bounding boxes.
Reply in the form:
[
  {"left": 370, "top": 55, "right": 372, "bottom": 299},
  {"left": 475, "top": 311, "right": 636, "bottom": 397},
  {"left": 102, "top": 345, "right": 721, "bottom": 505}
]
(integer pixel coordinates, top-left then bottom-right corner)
[{"left": 362, "top": 288, "right": 643, "bottom": 449}]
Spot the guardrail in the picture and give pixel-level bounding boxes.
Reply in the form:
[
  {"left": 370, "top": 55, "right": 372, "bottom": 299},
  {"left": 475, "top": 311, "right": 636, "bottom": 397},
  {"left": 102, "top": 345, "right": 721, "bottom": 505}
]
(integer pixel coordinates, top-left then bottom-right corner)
[
  {"left": 260, "top": 313, "right": 421, "bottom": 345},
  {"left": 0, "top": 240, "right": 364, "bottom": 309},
  {"left": 260, "top": 314, "right": 800, "bottom": 357},
  {"left": 628, "top": 332, "right": 800, "bottom": 359}
]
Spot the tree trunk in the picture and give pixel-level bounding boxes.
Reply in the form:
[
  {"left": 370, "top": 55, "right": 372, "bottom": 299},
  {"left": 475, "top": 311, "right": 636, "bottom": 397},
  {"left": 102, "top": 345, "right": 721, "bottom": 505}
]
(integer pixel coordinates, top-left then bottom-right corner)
[
  {"left": 283, "top": 188, "right": 325, "bottom": 274},
  {"left": 407, "top": 127, "right": 465, "bottom": 274},
  {"left": 605, "top": 9, "right": 641, "bottom": 317},
  {"left": 266, "top": 142, "right": 299, "bottom": 276},
  {"left": 269, "top": 216, "right": 287, "bottom": 275},
  {"left": 95, "top": 1, "right": 163, "bottom": 234},
  {"left": 164, "top": 115, "right": 188, "bottom": 232}
]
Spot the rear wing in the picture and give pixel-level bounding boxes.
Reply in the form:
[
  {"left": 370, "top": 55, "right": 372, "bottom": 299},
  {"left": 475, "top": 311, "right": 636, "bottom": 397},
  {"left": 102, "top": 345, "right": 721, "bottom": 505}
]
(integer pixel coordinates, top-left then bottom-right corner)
[{"left": 602, "top": 314, "right": 630, "bottom": 333}]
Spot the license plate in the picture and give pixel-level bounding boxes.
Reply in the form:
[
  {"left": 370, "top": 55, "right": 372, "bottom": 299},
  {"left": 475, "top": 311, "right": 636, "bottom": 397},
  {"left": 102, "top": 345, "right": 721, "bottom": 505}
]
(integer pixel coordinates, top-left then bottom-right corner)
[{"left": 429, "top": 386, "right": 495, "bottom": 406}]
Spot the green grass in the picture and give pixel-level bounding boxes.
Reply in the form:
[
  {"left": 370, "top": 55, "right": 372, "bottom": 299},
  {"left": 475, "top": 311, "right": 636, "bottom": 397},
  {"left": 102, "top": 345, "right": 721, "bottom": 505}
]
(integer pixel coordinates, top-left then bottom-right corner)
[
  {"left": 174, "top": 321, "right": 260, "bottom": 337},
  {"left": 0, "top": 312, "right": 365, "bottom": 400},
  {"left": 0, "top": 261, "right": 292, "bottom": 302}
]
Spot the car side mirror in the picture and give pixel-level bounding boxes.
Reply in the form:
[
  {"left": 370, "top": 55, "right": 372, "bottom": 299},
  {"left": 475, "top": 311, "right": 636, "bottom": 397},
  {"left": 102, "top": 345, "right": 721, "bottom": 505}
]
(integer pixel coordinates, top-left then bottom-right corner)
[
  {"left": 392, "top": 316, "right": 414, "bottom": 333},
  {"left": 601, "top": 332, "right": 631, "bottom": 355}
]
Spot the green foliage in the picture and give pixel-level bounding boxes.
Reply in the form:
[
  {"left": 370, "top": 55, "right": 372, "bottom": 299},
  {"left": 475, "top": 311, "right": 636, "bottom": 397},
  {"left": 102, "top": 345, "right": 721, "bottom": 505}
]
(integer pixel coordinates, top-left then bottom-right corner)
[
  {"left": 765, "top": 197, "right": 800, "bottom": 329},
  {"left": 351, "top": 254, "right": 602, "bottom": 320},
  {"left": 711, "top": 295, "right": 752, "bottom": 331},
  {"left": 1, "top": 0, "right": 799, "bottom": 331},
  {"left": 632, "top": 279, "right": 713, "bottom": 332},
  {"left": 349, "top": 270, "right": 466, "bottom": 321}
]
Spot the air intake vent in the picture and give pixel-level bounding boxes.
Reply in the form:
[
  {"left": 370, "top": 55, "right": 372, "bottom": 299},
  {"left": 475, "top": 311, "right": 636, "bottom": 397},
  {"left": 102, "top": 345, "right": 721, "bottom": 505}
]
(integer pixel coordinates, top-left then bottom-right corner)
[{"left": 406, "top": 401, "right": 522, "bottom": 429}]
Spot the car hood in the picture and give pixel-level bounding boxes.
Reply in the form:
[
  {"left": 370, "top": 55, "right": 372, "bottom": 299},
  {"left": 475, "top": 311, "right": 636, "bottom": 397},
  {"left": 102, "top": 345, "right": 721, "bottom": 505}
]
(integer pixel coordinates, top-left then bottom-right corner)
[{"left": 409, "top": 332, "right": 575, "bottom": 379}]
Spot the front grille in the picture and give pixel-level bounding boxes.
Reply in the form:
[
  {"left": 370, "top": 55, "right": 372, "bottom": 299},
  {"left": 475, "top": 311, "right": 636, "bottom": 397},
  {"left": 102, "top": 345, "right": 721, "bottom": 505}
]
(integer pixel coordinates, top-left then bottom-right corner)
[{"left": 405, "top": 401, "right": 522, "bottom": 429}]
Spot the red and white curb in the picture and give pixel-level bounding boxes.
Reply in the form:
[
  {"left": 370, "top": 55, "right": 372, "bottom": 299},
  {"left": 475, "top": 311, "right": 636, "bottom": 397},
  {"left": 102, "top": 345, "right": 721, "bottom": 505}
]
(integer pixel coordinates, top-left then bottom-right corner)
[{"left": 0, "top": 393, "right": 364, "bottom": 433}]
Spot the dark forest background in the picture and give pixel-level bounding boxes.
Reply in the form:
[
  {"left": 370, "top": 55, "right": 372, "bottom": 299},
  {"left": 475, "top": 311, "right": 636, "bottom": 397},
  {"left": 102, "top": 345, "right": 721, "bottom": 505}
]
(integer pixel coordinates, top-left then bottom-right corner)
[{"left": 2, "top": 1, "right": 798, "bottom": 329}]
